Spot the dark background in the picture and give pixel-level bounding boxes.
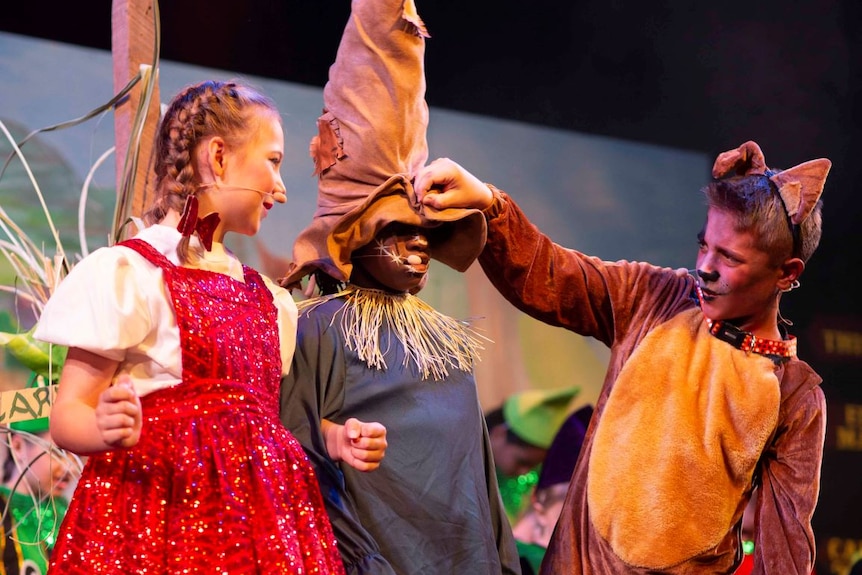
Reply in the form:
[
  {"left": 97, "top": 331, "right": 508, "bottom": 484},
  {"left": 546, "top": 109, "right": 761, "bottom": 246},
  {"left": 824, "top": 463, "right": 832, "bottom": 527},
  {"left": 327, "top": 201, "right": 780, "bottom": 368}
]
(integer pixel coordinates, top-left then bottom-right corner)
[{"left": 4, "top": 1, "right": 861, "bottom": 572}]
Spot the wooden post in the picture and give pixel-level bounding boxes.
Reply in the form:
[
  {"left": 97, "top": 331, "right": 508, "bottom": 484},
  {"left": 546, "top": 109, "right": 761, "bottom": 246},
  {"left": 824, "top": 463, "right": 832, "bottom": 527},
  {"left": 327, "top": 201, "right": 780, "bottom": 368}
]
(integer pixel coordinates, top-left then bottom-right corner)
[{"left": 111, "top": 0, "right": 160, "bottom": 231}]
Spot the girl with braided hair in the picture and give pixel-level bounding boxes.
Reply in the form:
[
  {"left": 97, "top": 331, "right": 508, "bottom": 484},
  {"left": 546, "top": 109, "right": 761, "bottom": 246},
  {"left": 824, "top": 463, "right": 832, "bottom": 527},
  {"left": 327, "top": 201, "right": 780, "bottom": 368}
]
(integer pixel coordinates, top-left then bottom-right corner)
[{"left": 34, "top": 80, "right": 385, "bottom": 574}]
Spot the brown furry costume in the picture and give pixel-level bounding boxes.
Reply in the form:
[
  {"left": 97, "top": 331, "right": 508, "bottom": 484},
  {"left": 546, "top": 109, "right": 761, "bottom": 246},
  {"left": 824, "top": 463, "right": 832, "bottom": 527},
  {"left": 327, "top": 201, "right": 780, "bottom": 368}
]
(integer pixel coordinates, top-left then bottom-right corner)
[{"left": 477, "top": 188, "right": 826, "bottom": 574}]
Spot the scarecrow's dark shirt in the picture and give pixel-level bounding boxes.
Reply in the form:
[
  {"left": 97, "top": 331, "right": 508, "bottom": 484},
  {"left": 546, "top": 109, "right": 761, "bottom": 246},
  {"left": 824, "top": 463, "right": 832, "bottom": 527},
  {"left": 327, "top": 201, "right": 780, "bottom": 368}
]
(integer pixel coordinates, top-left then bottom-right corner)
[
  {"left": 281, "top": 296, "right": 520, "bottom": 575},
  {"left": 479, "top": 188, "right": 825, "bottom": 575}
]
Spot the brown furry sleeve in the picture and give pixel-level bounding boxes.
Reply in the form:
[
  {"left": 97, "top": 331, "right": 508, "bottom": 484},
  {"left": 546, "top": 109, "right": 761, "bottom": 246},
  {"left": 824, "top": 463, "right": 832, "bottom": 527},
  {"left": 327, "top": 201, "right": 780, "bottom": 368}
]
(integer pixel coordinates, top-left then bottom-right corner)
[
  {"left": 752, "top": 361, "right": 825, "bottom": 574},
  {"left": 479, "top": 188, "right": 693, "bottom": 349}
]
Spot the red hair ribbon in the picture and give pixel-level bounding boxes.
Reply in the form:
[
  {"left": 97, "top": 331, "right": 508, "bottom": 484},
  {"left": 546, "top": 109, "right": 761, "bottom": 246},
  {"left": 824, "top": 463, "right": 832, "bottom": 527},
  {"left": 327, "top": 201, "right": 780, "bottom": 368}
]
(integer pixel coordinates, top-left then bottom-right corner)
[{"left": 177, "top": 194, "right": 221, "bottom": 251}]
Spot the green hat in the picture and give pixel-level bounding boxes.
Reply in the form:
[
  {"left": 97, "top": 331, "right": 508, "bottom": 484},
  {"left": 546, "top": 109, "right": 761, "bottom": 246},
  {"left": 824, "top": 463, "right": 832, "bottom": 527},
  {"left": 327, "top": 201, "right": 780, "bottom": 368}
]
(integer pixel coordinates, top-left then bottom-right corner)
[
  {"left": 503, "top": 386, "right": 580, "bottom": 449},
  {"left": 9, "top": 416, "right": 50, "bottom": 435},
  {"left": 8, "top": 373, "right": 52, "bottom": 435}
]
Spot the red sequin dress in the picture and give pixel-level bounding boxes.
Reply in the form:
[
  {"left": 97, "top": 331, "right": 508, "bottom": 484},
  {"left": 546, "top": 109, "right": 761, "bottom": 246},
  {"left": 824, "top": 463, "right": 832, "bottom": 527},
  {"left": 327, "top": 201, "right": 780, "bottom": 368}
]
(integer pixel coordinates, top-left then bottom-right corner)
[{"left": 49, "top": 239, "right": 344, "bottom": 574}]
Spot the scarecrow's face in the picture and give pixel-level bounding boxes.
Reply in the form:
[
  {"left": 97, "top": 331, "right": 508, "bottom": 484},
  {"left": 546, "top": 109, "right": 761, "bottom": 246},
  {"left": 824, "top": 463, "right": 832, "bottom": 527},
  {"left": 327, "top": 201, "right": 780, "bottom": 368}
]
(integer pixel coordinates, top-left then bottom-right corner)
[{"left": 350, "top": 223, "right": 430, "bottom": 293}]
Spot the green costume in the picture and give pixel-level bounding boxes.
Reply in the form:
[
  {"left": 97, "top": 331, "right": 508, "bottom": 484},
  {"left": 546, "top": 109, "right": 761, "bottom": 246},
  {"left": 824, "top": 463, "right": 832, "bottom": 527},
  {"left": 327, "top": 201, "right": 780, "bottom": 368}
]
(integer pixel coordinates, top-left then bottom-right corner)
[{"left": 0, "top": 486, "right": 68, "bottom": 574}]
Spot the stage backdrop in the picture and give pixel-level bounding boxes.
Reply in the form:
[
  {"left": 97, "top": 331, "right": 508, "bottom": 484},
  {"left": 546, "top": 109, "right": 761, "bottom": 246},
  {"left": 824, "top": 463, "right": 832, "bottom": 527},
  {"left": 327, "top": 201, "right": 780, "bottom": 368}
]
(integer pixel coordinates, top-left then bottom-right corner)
[
  {"left": 0, "top": 31, "right": 710, "bottom": 411},
  {"left": 0, "top": 29, "right": 862, "bottom": 574},
  {"left": 4, "top": 31, "right": 861, "bottom": 575}
]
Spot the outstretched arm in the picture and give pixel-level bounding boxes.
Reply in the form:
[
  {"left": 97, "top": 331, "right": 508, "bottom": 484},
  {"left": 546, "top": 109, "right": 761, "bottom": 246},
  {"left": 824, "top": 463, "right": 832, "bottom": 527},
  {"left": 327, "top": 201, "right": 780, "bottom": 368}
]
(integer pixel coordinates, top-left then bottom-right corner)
[
  {"left": 322, "top": 417, "right": 387, "bottom": 472},
  {"left": 50, "top": 347, "right": 142, "bottom": 454}
]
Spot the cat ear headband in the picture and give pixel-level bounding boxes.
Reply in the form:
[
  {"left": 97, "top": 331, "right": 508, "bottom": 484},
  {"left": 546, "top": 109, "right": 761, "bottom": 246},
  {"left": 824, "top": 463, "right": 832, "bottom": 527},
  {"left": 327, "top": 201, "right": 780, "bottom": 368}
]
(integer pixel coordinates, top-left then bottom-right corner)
[{"left": 711, "top": 140, "right": 831, "bottom": 226}]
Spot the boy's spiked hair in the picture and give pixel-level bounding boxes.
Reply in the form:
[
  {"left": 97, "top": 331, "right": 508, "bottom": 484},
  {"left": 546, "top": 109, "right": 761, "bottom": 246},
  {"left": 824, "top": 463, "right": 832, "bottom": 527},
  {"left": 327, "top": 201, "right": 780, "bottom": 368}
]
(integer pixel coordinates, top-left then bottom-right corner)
[{"left": 704, "top": 141, "right": 830, "bottom": 264}]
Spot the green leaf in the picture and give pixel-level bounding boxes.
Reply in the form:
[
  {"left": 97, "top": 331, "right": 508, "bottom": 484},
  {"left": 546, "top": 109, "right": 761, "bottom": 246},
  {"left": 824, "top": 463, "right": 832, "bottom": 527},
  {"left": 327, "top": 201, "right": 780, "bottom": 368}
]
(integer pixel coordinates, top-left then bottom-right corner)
[{"left": 0, "top": 327, "right": 66, "bottom": 381}]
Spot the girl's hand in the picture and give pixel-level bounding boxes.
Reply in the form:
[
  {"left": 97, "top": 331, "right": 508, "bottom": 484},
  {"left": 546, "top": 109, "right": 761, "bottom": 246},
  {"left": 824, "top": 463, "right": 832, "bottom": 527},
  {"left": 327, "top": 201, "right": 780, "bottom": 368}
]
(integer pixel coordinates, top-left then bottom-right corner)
[
  {"left": 94, "top": 376, "right": 142, "bottom": 448},
  {"left": 323, "top": 418, "right": 387, "bottom": 472}
]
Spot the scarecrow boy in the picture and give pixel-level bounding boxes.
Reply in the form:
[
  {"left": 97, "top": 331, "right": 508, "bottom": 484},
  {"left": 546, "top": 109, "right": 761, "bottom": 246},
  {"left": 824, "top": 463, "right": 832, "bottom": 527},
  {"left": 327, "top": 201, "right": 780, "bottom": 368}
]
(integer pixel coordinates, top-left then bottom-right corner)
[{"left": 279, "top": 0, "right": 520, "bottom": 573}]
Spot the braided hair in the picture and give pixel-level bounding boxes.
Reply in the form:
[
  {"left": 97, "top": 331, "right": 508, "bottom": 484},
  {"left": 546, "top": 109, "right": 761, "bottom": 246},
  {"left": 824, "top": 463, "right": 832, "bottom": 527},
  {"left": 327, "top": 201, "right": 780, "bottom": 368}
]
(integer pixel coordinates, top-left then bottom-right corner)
[{"left": 142, "top": 80, "right": 279, "bottom": 263}]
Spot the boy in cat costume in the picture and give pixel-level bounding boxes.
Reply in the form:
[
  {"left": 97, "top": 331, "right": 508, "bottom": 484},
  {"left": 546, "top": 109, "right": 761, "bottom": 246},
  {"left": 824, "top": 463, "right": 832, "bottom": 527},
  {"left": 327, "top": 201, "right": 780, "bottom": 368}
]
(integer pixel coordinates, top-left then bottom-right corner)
[{"left": 413, "top": 141, "right": 830, "bottom": 574}]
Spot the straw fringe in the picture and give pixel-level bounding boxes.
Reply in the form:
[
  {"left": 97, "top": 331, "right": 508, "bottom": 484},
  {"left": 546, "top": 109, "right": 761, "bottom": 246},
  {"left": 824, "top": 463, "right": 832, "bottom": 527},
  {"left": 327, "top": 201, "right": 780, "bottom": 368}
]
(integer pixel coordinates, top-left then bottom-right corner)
[{"left": 298, "top": 286, "right": 487, "bottom": 381}]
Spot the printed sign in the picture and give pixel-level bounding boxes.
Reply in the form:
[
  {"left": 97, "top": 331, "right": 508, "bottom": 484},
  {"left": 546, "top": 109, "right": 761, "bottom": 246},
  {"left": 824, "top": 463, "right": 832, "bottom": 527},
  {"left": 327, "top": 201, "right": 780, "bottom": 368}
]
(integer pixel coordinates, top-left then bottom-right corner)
[{"left": 0, "top": 385, "right": 56, "bottom": 425}]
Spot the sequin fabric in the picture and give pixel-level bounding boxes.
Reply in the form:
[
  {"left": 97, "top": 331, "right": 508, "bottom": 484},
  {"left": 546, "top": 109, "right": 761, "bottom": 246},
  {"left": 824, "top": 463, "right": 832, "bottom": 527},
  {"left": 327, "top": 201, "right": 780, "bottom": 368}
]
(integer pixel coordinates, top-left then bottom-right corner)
[{"left": 49, "top": 239, "right": 344, "bottom": 574}]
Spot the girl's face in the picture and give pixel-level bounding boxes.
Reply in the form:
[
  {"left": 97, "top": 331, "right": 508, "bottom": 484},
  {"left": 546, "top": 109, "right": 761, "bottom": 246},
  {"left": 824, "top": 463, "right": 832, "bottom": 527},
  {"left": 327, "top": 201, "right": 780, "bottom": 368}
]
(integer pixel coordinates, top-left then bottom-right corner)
[
  {"left": 695, "top": 207, "right": 787, "bottom": 336},
  {"left": 210, "top": 111, "right": 286, "bottom": 238},
  {"left": 350, "top": 223, "right": 430, "bottom": 293}
]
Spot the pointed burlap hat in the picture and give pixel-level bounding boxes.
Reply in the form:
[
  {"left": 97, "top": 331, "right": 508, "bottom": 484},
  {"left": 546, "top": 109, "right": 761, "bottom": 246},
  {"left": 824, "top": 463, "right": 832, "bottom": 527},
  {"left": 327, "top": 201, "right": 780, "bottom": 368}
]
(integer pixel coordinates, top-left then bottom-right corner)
[{"left": 280, "top": 0, "right": 486, "bottom": 289}]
